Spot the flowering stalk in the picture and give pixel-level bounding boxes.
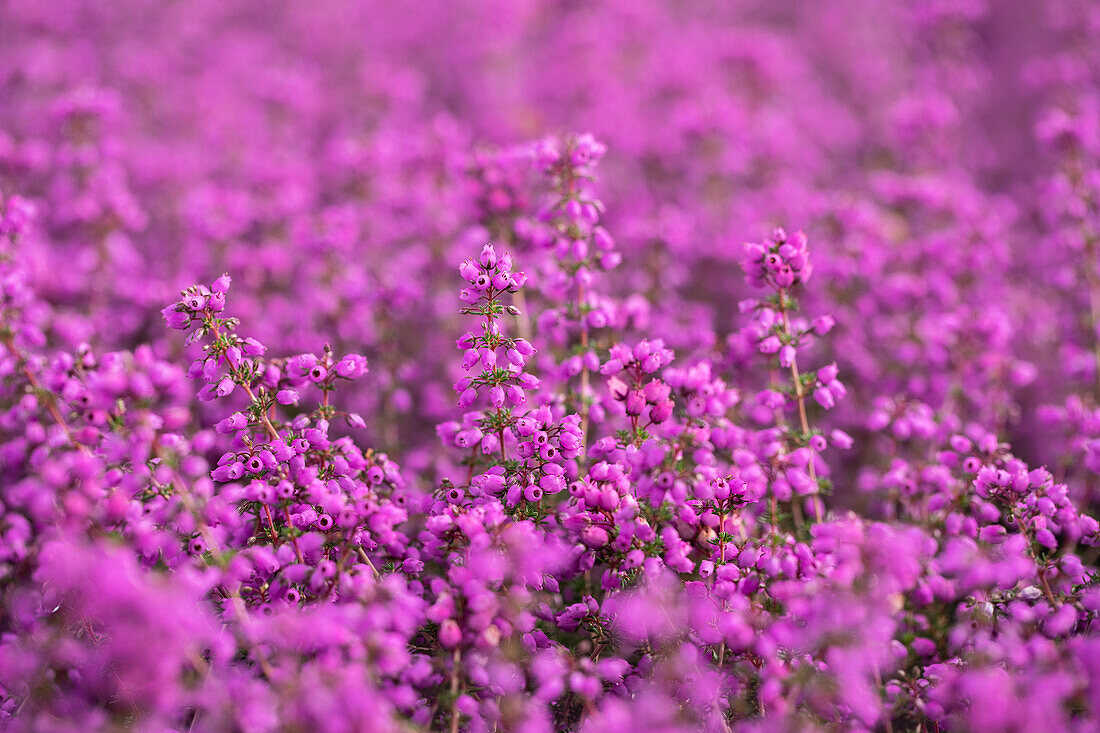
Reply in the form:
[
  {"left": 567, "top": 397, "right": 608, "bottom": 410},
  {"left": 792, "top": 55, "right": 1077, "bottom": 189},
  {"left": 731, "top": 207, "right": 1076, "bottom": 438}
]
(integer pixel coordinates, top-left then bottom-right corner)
[
  {"left": 600, "top": 340, "right": 676, "bottom": 445},
  {"left": 163, "top": 275, "right": 406, "bottom": 606},
  {"left": 456, "top": 243, "right": 535, "bottom": 413},
  {"left": 533, "top": 134, "right": 620, "bottom": 459},
  {"left": 448, "top": 243, "right": 582, "bottom": 515},
  {"left": 742, "top": 228, "right": 845, "bottom": 524}
]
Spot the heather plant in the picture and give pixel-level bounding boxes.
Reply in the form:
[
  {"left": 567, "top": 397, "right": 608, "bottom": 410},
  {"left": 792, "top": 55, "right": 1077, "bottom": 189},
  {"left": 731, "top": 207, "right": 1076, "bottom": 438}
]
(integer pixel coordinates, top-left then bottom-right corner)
[{"left": 4, "top": 1, "right": 1100, "bottom": 731}]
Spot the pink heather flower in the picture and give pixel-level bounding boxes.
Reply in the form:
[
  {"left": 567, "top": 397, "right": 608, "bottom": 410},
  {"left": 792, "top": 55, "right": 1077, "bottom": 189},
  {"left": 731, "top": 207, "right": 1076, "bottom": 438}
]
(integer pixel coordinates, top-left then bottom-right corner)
[
  {"left": 830, "top": 429, "right": 854, "bottom": 450},
  {"left": 215, "top": 412, "right": 248, "bottom": 434},
  {"left": 814, "top": 387, "right": 835, "bottom": 410},
  {"left": 439, "top": 620, "right": 462, "bottom": 649},
  {"left": 214, "top": 377, "right": 235, "bottom": 397},
  {"left": 506, "top": 385, "right": 525, "bottom": 405},
  {"left": 759, "top": 336, "right": 782, "bottom": 354},
  {"left": 183, "top": 293, "right": 206, "bottom": 310},
  {"left": 161, "top": 305, "right": 190, "bottom": 329},
  {"left": 335, "top": 354, "right": 369, "bottom": 379},
  {"left": 649, "top": 400, "right": 673, "bottom": 423},
  {"left": 979, "top": 525, "right": 1007, "bottom": 544},
  {"left": 581, "top": 526, "right": 609, "bottom": 549},
  {"left": 276, "top": 389, "right": 299, "bottom": 405},
  {"left": 812, "top": 315, "right": 835, "bottom": 335}
]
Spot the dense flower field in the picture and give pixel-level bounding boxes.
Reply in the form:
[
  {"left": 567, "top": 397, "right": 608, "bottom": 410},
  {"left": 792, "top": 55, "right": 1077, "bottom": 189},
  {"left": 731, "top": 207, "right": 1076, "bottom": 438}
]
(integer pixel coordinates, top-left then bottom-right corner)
[{"left": 3, "top": 1, "right": 1100, "bottom": 731}]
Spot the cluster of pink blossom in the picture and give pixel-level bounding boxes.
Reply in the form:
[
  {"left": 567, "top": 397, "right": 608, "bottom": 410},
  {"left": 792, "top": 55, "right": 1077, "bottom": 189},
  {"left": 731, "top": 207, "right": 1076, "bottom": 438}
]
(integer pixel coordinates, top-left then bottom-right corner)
[{"left": 4, "top": 1, "right": 1100, "bottom": 731}]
